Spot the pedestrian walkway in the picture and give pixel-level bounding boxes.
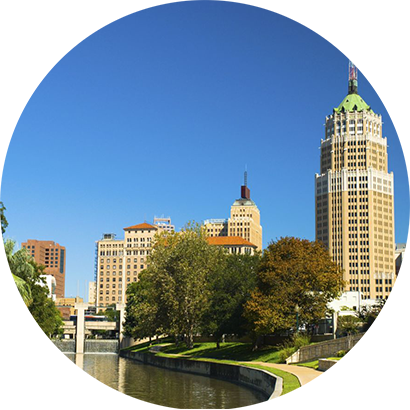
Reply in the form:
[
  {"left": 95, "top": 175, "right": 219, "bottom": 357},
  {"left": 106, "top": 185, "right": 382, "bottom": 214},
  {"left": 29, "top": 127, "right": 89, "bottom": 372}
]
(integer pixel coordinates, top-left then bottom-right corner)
[{"left": 250, "top": 362, "right": 325, "bottom": 409}]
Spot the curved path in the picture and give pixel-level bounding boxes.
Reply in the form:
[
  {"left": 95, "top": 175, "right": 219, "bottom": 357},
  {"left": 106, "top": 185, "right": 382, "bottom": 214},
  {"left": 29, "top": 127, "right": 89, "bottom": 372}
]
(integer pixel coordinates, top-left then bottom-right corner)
[{"left": 247, "top": 362, "right": 325, "bottom": 409}]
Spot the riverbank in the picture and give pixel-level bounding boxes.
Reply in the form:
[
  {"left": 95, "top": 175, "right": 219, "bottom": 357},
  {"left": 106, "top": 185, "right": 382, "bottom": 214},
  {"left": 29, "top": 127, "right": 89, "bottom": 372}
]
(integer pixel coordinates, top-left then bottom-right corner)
[{"left": 120, "top": 341, "right": 316, "bottom": 396}]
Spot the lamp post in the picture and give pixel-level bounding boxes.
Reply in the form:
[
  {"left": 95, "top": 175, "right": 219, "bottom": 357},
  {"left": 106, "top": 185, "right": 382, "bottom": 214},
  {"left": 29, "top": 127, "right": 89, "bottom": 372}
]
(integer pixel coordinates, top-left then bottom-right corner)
[{"left": 295, "top": 304, "right": 300, "bottom": 333}]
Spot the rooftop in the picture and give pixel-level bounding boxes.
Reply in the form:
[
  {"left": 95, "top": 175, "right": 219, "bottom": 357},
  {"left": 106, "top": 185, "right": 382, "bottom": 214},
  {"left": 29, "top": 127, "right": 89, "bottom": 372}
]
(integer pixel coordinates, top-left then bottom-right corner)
[
  {"left": 206, "top": 236, "right": 257, "bottom": 248},
  {"left": 334, "top": 93, "right": 373, "bottom": 113},
  {"left": 123, "top": 222, "right": 158, "bottom": 231},
  {"left": 232, "top": 198, "right": 257, "bottom": 207}
]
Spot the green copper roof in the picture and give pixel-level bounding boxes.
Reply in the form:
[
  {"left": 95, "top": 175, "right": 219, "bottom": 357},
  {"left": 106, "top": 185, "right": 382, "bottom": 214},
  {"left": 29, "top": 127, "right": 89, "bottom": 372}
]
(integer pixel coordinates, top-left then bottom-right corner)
[{"left": 334, "top": 93, "right": 373, "bottom": 113}]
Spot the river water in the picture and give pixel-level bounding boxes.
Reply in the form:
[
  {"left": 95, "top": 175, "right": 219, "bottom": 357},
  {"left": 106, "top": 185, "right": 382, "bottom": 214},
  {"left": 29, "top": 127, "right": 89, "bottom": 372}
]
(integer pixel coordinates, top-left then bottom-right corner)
[{"left": 65, "top": 353, "right": 266, "bottom": 408}]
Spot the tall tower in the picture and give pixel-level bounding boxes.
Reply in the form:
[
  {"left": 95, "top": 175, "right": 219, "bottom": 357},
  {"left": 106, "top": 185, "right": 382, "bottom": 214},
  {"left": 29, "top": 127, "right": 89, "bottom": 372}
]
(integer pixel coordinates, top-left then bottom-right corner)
[
  {"left": 228, "top": 171, "right": 263, "bottom": 251},
  {"left": 204, "top": 171, "right": 263, "bottom": 251},
  {"left": 315, "top": 62, "right": 395, "bottom": 300}
]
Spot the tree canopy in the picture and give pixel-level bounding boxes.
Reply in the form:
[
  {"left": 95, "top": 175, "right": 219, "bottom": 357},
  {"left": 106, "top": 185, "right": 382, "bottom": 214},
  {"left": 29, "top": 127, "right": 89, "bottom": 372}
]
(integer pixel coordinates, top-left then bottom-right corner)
[
  {"left": 4, "top": 227, "right": 63, "bottom": 337},
  {"left": 142, "top": 223, "right": 225, "bottom": 348},
  {"left": 244, "top": 237, "right": 345, "bottom": 339},
  {"left": 201, "top": 253, "right": 259, "bottom": 347},
  {"left": 0, "top": 201, "right": 8, "bottom": 235}
]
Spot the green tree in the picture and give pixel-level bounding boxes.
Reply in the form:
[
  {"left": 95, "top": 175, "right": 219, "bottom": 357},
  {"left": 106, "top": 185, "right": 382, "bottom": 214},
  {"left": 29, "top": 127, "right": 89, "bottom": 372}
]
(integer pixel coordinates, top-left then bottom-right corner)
[
  {"left": 140, "top": 223, "right": 224, "bottom": 348},
  {"left": 358, "top": 298, "right": 387, "bottom": 331},
  {"left": 337, "top": 315, "right": 361, "bottom": 336},
  {"left": 123, "top": 279, "right": 160, "bottom": 341},
  {"left": 96, "top": 303, "right": 120, "bottom": 322},
  {"left": 0, "top": 201, "right": 8, "bottom": 235},
  {"left": 202, "top": 253, "right": 259, "bottom": 348},
  {"left": 5, "top": 239, "right": 63, "bottom": 337},
  {"left": 244, "top": 237, "right": 345, "bottom": 347}
]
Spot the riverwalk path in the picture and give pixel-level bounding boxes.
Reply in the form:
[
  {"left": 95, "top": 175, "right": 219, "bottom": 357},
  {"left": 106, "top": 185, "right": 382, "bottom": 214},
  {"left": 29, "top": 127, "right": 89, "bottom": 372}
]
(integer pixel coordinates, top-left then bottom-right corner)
[{"left": 250, "top": 362, "right": 325, "bottom": 409}]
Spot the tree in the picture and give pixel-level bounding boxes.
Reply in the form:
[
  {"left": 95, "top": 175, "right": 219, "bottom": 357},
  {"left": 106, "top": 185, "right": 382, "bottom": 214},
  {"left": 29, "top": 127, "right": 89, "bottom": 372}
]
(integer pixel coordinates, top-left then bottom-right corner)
[
  {"left": 123, "top": 279, "right": 160, "bottom": 341},
  {"left": 337, "top": 315, "right": 361, "bottom": 336},
  {"left": 134, "top": 222, "right": 225, "bottom": 348},
  {"left": 5, "top": 239, "right": 63, "bottom": 337},
  {"left": 358, "top": 298, "right": 387, "bottom": 331},
  {"left": 96, "top": 303, "right": 120, "bottom": 322},
  {"left": 0, "top": 201, "right": 8, "bottom": 235},
  {"left": 202, "top": 253, "right": 259, "bottom": 348},
  {"left": 243, "top": 237, "right": 345, "bottom": 346}
]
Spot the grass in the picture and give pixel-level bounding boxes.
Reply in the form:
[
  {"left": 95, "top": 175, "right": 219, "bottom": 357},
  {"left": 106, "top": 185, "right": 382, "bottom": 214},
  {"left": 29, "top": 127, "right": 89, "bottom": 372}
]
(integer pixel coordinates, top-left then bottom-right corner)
[
  {"left": 295, "top": 360, "right": 319, "bottom": 370},
  {"left": 158, "top": 342, "right": 283, "bottom": 363}
]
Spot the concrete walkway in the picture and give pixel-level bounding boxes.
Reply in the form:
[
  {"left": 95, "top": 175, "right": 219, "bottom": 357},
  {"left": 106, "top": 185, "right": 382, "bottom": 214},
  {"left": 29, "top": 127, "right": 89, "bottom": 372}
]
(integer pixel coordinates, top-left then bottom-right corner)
[{"left": 250, "top": 362, "right": 325, "bottom": 409}]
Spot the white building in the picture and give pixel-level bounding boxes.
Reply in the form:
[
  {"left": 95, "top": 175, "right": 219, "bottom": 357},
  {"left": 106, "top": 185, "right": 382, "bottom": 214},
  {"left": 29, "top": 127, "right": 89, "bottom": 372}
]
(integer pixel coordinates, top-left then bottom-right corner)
[
  {"left": 40, "top": 274, "right": 56, "bottom": 301},
  {"left": 328, "top": 291, "right": 377, "bottom": 316},
  {"left": 88, "top": 281, "right": 96, "bottom": 304}
]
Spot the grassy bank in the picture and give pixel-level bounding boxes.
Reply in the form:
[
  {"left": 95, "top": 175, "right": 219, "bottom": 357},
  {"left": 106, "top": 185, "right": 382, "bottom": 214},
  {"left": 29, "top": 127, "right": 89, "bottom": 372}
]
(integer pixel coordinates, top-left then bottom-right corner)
[{"left": 159, "top": 342, "right": 283, "bottom": 363}]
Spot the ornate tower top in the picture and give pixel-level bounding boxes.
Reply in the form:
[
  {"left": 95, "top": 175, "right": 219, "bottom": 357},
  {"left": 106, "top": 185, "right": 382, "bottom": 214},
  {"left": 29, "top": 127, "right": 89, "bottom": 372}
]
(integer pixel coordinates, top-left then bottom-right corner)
[{"left": 348, "top": 60, "right": 358, "bottom": 95}]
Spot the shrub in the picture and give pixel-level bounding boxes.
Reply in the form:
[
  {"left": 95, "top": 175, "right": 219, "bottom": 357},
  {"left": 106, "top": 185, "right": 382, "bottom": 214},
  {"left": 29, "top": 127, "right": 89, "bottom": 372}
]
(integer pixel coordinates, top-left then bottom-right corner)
[
  {"left": 279, "top": 346, "right": 295, "bottom": 363},
  {"left": 293, "top": 333, "right": 311, "bottom": 350},
  {"left": 336, "top": 350, "right": 346, "bottom": 357}
]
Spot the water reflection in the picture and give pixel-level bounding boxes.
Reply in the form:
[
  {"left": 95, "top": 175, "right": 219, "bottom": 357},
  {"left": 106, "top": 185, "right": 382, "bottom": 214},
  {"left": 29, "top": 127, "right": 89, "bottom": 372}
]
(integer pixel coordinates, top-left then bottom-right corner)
[{"left": 65, "top": 353, "right": 266, "bottom": 409}]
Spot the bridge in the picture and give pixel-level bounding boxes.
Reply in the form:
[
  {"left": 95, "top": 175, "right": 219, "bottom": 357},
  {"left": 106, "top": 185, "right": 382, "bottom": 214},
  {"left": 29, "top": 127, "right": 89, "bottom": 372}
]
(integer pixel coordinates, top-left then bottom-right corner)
[{"left": 59, "top": 303, "right": 126, "bottom": 354}]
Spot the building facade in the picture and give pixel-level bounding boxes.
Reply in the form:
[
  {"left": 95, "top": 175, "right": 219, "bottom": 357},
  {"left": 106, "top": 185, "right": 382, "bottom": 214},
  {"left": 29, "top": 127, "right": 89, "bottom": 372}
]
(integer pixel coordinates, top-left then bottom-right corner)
[
  {"left": 204, "top": 173, "right": 262, "bottom": 251},
  {"left": 88, "top": 281, "right": 96, "bottom": 305},
  {"left": 315, "top": 62, "right": 396, "bottom": 300},
  {"left": 153, "top": 216, "right": 175, "bottom": 232},
  {"left": 22, "top": 239, "right": 66, "bottom": 298},
  {"left": 95, "top": 220, "right": 170, "bottom": 307}
]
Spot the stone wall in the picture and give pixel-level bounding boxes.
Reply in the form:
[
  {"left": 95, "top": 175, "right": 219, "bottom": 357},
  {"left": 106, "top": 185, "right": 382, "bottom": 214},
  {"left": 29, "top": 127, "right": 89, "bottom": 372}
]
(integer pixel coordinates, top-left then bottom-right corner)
[
  {"left": 120, "top": 350, "right": 282, "bottom": 399},
  {"left": 85, "top": 340, "right": 119, "bottom": 353},
  {"left": 53, "top": 339, "right": 118, "bottom": 353},
  {"left": 286, "top": 333, "right": 364, "bottom": 364},
  {"left": 53, "top": 339, "right": 75, "bottom": 353},
  {"left": 318, "top": 359, "right": 338, "bottom": 371}
]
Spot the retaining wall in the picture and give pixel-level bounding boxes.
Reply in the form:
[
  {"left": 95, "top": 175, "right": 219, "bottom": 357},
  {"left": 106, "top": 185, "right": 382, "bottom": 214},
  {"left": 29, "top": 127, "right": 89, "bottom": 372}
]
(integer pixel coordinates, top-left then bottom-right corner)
[
  {"left": 120, "top": 350, "right": 282, "bottom": 400},
  {"left": 318, "top": 359, "right": 338, "bottom": 371},
  {"left": 85, "top": 340, "right": 119, "bottom": 353},
  {"left": 286, "top": 333, "right": 364, "bottom": 364},
  {"left": 53, "top": 339, "right": 118, "bottom": 353}
]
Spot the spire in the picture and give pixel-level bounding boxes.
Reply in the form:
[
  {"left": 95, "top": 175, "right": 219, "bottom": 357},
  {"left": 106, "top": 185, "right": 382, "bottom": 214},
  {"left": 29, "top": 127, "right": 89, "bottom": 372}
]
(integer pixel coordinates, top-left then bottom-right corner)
[
  {"left": 348, "top": 60, "right": 358, "bottom": 95},
  {"left": 349, "top": 0, "right": 358, "bottom": 94},
  {"left": 241, "top": 167, "right": 250, "bottom": 199}
]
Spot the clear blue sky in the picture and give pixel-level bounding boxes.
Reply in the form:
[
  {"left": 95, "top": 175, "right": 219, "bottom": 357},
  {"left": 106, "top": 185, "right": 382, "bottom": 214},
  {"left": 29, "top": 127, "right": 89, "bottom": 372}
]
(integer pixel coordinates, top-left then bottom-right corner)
[{"left": 1, "top": 1, "right": 408, "bottom": 298}]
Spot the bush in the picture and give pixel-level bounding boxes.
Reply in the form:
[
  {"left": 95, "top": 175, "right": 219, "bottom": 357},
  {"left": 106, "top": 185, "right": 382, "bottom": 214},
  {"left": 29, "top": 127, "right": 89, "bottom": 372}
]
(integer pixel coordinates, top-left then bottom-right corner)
[
  {"left": 279, "top": 346, "right": 295, "bottom": 363},
  {"left": 336, "top": 350, "right": 346, "bottom": 357},
  {"left": 293, "top": 333, "right": 311, "bottom": 350}
]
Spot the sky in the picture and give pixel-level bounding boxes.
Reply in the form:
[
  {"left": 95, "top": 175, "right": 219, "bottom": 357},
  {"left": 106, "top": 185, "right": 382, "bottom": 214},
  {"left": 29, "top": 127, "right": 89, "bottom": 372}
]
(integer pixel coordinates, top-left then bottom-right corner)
[{"left": 1, "top": 1, "right": 408, "bottom": 299}]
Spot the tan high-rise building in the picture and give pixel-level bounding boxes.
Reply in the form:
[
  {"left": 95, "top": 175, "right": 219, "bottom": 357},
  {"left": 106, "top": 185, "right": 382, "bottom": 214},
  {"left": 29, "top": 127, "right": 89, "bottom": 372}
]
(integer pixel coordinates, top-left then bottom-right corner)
[
  {"left": 315, "top": 62, "right": 396, "bottom": 300},
  {"left": 95, "top": 220, "right": 170, "bottom": 307},
  {"left": 204, "top": 173, "right": 262, "bottom": 251},
  {"left": 22, "top": 239, "right": 66, "bottom": 297}
]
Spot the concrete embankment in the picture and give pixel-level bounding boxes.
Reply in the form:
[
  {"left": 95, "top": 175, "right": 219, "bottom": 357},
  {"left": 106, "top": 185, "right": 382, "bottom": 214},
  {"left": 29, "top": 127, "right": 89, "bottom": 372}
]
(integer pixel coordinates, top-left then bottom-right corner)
[
  {"left": 120, "top": 349, "right": 282, "bottom": 399},
  {"left": 53, "top": 339, "right": 119, "bottom": 353}
]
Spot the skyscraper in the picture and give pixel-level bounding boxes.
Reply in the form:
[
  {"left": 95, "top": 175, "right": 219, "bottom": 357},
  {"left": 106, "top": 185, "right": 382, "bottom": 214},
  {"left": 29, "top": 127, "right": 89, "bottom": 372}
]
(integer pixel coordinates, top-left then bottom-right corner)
[
  {"left": 315, "top": 62, "right": 395, "bottom": 300},
  {"left": 22, "top": 239, "right": 66, "bottom": 298},
  {"left": 204, "top": 172, "right": 263, "bottom": 251}
]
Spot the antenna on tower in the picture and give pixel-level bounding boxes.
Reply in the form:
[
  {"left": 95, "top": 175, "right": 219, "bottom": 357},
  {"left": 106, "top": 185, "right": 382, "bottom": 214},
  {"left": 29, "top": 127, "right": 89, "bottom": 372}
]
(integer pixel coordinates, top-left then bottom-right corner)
[
  {"left": 349, "top": 0, "right": 358, "bottom": 94},
  {"left": 244, "top": 165, "right": 248, "bottom": 187}
]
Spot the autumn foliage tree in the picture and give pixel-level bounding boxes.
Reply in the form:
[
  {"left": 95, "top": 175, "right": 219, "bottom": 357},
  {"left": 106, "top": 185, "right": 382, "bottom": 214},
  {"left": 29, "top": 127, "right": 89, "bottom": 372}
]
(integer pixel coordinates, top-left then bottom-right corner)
[{"left": 244, "top": 237, "right": 344, "bottom": 344}]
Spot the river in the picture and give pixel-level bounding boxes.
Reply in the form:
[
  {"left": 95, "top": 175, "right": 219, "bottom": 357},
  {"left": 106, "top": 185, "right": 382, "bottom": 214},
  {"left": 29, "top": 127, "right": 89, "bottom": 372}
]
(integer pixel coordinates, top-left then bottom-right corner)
[{"left": 65, "top": 353, "right": 267, "bottom": 408}]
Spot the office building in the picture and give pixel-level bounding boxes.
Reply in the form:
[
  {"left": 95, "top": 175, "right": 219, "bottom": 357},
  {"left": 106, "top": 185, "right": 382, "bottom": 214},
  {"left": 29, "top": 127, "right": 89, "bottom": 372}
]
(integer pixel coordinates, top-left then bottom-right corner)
[
  {"left": 315, "top": 62, "right": 396, "bottom": 300},
  {"left": 95, "top": 219, "right": 171, "bottom": 307},
  {"left": 22, "top": 239, "right": 66, "bottom": 298},
  {"left": 204, "top": 172, "right": 262, "bottom": 251}
]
